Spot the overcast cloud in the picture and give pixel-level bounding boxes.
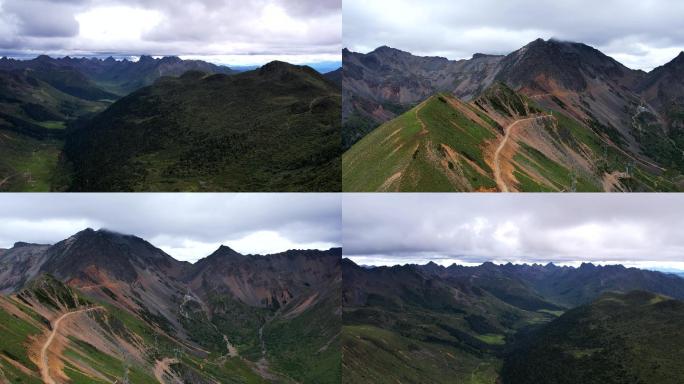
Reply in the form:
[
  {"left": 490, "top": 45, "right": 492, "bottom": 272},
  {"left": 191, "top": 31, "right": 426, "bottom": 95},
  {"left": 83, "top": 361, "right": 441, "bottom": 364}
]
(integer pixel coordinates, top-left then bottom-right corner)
[
  {"left": 344, "top": 0, "right": 684, "bottom": 71},
  {"left": 0, "top": 193, "right": 341, "bottom": 262},
  {"left": 344, "top": 194, "right": 684, "bottom": 270},
  {"left": 0, "top": 0, "right": 341, "bottom": 65}
]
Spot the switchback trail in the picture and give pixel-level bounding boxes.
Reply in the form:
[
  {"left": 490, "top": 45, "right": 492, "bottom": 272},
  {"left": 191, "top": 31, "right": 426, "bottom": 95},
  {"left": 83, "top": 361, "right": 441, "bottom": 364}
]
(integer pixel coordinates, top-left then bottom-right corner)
[
  {"left": 40, "top": 306, "right": 103, "bottom": 384},
  {"left": 493, "top": 115, "right": 552, "bottom": 192}
]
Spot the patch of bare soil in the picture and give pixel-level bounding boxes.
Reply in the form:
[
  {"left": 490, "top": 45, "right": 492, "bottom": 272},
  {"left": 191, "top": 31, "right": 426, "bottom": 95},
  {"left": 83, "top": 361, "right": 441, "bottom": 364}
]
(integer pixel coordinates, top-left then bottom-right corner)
[
  {"left": 378, "top": 171, "right": 402, "bottom": 192},
  {"left": 602, "top": 171, "right": 629, "bottom": 192},
  {"left": 154, "top": 357, "right": 183, "bottom": 384}
]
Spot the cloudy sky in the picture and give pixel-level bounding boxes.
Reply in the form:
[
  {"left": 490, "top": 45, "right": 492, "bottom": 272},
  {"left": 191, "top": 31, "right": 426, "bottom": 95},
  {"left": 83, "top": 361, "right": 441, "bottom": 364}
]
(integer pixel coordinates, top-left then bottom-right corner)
[
  {"left": 344, "top": 0, "right": 684, "bottom": 71},
  {"left": 344, "top": 194, "right": 684, "bottom": 271},
  {"left": 0, "top": 0, "right": 341, "bottom": 66},
  {"left": 0, "top": 193, "right": 341, "bottom": 262}
]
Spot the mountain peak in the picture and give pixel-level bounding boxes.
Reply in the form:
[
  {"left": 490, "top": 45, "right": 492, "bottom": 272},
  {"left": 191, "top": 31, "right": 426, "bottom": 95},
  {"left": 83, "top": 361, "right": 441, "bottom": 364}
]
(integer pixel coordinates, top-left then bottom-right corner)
[
  {"left": 34, "top": 54, "right": 52, "bottom": 62},
  {"left": 258, "top": 60, "right": 297, "bottom": 74},
  {"left": 258, "top": 60, "right": 319, "bottom": 79},
  {"left": 373, "top": 45, "right": 393, "bottom": 51},
  {"left": 472, "top": 53, "right": 501, "bottom": 59},
  {"left": 669, "top": 51, "right": 684, "bottom": 65},
  {"left": 579, "top": 262, "right": 596, "bottom": 270},
  {"left": 75, "top": 227, "right": 96, "bottom": 235},
  {"left": 160, "top": 56, "right": 182, "bottom": 64},
  {"left": 371, "top": 45, "right": 411, "bottom": 57},
  {"left": 206, "top": 245, "right": 244, "bottom": 260},
  {"left": 138, "top": 55, "right": 155, "bottom": 63}
]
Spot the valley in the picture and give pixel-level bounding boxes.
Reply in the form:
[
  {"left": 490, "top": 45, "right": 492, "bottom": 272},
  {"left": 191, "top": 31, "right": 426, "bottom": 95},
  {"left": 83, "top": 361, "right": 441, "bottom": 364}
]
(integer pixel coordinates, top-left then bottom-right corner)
[
  {"left": 342, "top": 39, "right": 684, "bottom": 191},
  {"left": 0, "top": 55, "right": 342, "bottom": 192},
  {"left": 0, "top": 229, "right": 341, "bottom": 383},
  {"left": 342, "top": 259, "right": 684, "bottom": 383}
]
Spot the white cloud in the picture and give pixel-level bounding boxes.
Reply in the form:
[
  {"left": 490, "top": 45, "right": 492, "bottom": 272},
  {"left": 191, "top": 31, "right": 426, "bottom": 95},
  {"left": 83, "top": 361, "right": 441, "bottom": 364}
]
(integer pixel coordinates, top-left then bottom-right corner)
[
  {"left": 75, "top": 6, "right": 164, "bottom": 45},
  {"left": 343, "top": 194, "right": 684, "bottom": 267},
  {"left": 0, "top": 0, "right": 341, "bottom": 65},
  {"left": 0, "top": 193, "right": 341, "bottom": 262},
  {"left": 344, "top": 0, "right": 684, "bottom": 70}
]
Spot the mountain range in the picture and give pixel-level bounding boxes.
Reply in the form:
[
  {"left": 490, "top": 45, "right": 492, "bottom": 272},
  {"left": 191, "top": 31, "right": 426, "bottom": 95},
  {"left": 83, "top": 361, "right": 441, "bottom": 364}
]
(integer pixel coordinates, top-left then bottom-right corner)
[
  {"left": 342, "top": 258, "right": 684, "bottom": 383},
  {"left": 0, "top": 229, "right": 341, "bottom": 383},
  {"left": 342, "top": 39, "right": 684, "bottom": 191},
  {"left": 0, "top": 55, "right": 341, "bottom": 192}
]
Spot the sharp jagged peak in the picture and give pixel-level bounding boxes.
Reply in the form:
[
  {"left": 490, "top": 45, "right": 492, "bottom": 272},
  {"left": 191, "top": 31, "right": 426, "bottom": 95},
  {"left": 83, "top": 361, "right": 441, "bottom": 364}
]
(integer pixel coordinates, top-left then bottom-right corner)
[
  {"left": 663, "top": 51, "right": 684, "bottom": 67},
  {"left": 138, "top": 55, "right": 155, "bottom": 62}
]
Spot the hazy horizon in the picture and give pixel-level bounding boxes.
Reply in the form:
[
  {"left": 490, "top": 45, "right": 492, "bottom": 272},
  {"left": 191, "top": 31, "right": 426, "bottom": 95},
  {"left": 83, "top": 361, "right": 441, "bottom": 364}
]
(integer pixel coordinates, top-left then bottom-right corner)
[
  {"left": 343, "top": 194, "right": 684, "bottom": 271},
  {"left": 344, "top": 257, "right": 684, "bottom": 274},
  {"left": 0, "top": 53, "right": 341, "bottom": 72},
  {"left": 0, "top": 0, "right": 341, "bottom": 66}
]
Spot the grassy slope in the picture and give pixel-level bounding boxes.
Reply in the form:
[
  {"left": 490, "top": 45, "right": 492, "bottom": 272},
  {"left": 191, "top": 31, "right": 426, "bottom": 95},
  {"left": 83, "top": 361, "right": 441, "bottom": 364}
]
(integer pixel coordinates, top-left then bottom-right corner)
[
  {"left": 502, "top": 291, "right": 684, "bottom": 384},
  {"left": 0, "top": 298, "right": 43, "bottom": 383},
  {"left": 343, "top": 94, "right": 498, "bottom": 191},
  {"left": 264, "top": 285, "right": 341, "bottom": 384},
  {"left": 343, "top": 87, "right": 682, "bottom": 192},
  {"left": 66, "top": 65, "right": 341, "bottom": 192},
  {"left": 0, "top": 276, "right": 288, "bottom": 383},
  {"left": 0, "top": 71, "right": 108, "bottom": 191},
  {"left": 342, "top": 264, "right": 556, "bottom": 384},
  {"left": 0, "top": 130, "right": 66, "bottom": 191},
  {"left": 343, "top": 325, "right": 499, "bottom": 384}
]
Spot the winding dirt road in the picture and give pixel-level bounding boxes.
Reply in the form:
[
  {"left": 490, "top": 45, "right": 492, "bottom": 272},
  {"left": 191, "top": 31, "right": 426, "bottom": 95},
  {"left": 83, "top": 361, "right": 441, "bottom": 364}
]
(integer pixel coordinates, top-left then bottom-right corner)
[
  {"left": 40, "top": 307, "right": 102, "bottom": 384},
  {"left": 493, "top": 115, "right": 551, "bottom": 192}
]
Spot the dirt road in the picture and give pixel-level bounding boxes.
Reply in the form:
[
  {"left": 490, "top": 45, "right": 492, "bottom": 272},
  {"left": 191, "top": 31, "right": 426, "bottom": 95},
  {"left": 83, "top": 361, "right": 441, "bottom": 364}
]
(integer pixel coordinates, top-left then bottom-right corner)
[
  {"left": 493, "top": 115, "right": 551, "bottom": 192},
  {"left": 40, "top": 307, "right": 102, "bottom": 384}
]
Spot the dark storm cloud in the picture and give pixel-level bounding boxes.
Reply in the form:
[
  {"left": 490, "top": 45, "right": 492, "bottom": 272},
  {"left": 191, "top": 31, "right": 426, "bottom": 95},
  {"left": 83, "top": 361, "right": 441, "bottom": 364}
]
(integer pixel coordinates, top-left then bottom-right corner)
[
  {"left": 0, "top": 194, "right": 341, "bottom": 261},
  {"left": 344, "top": 0, "right": 684, "bottom": 70},
  {"left": 0, "top": 0, "right": 340, "bottom": 62},
  {"left": 343, "top": 194, "right": 684, "bottom": 267}
]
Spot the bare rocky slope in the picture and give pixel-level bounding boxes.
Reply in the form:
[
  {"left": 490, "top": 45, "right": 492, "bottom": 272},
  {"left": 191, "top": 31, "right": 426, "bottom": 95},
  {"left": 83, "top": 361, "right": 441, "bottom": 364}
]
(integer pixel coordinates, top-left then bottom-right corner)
[{"left": 0, "top": 228, "right": 341, "bottom": 383}]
